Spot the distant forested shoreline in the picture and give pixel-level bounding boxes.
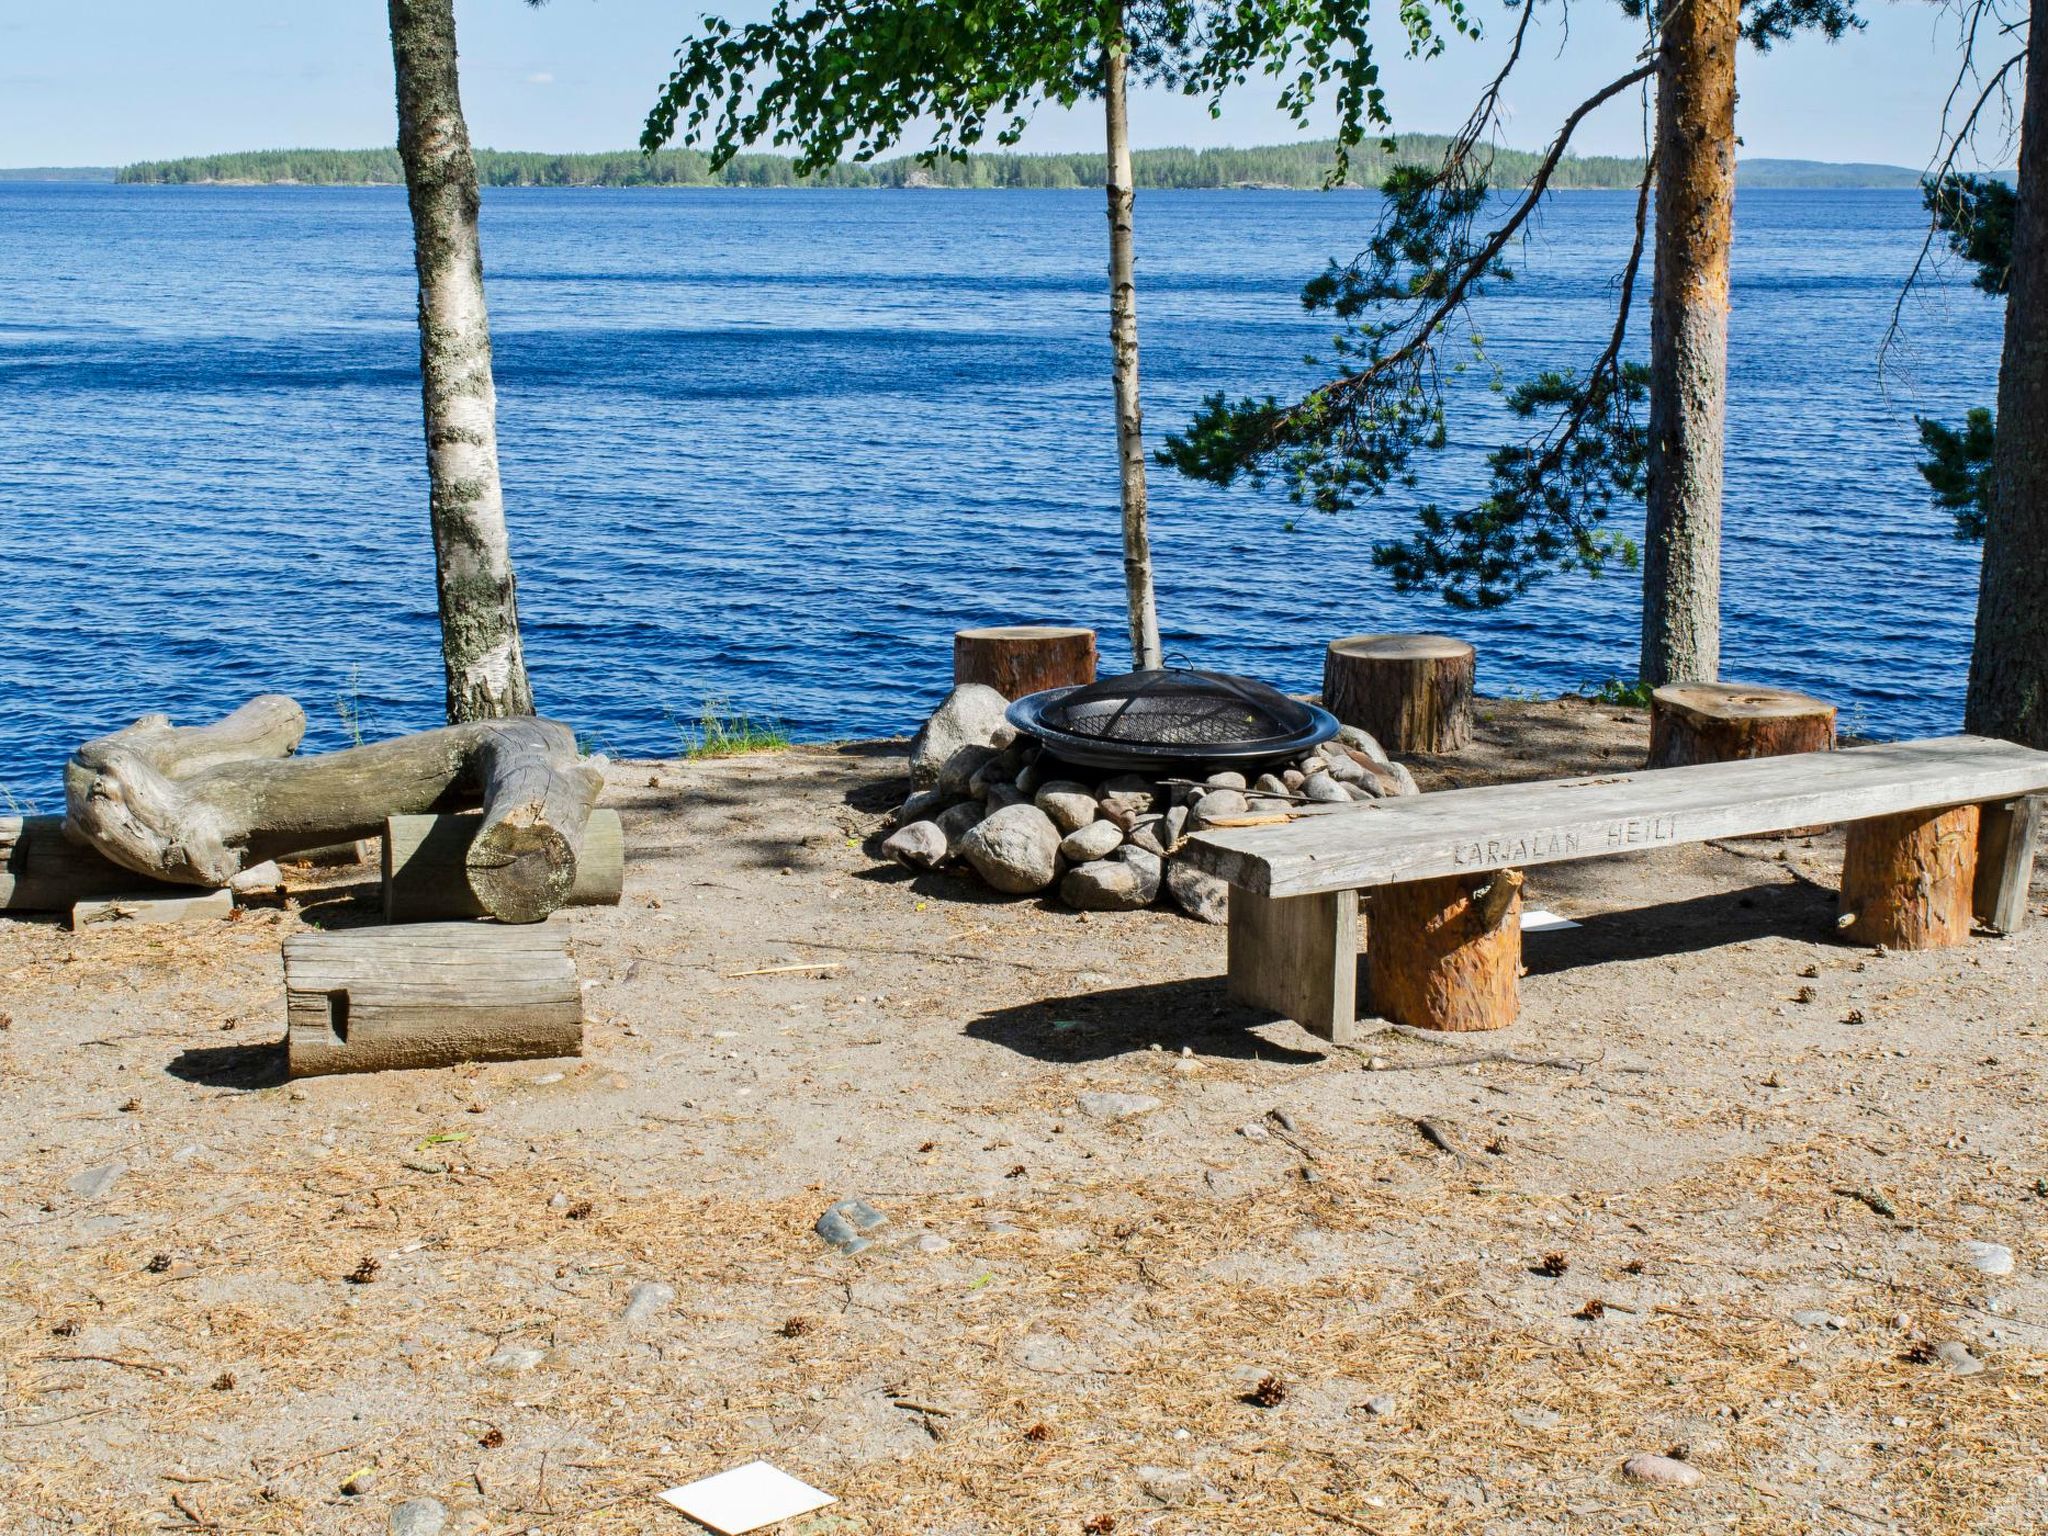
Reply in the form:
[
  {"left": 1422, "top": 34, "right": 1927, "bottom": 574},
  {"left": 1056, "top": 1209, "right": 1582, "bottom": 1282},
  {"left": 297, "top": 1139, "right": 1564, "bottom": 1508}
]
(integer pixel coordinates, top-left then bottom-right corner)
[{"left": 112, "top": 142, "right": 1927, "bottom": 191}]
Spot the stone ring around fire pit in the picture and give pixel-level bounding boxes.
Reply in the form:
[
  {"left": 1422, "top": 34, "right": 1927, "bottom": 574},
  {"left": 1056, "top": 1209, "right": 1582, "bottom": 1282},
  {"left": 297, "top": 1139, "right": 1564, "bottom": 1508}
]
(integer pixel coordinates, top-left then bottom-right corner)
[{"left": 886, "top": 671, "right": 1416, "bottom": 921}]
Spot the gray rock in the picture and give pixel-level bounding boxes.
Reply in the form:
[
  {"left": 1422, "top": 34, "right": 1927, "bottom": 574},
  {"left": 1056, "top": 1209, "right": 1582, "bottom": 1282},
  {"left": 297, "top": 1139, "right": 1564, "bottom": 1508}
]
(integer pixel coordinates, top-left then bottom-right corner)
[
  {"left": 1136, "top": 1466, "right": 1197, "bottom": 1507},
  {"left": 1621, "top": 1453, "right": 1702, "bottom": 1488},
  {"left": 1097, "top": 774, "right": 1160, "bottom": 822},
  {"left": 1300, "top": 771, "right": 1349, "bottom": 804},
  {"left": 1188, "top": 789, "right": 1248, "bottom": 830},
  {"left": 915, "top": 1233, "right": 952, "bottom": 1254},
  {"left": 1961, "top": 1240, "right": 2015, "bottom": 1276},
  {"left": 968, "top": 755, "right": 1011, "bottom": 802},
  {"left": 934, "top": 801, "right": 986, "bottom": 857},
  {"left": 1338, "top": 724, "right": 1392, "bottom": 764},
  {"left": 961, "top": 804, "right": 1062, "bottom": 894},
  {"left": 984, "top": 782, "right": 1028, "bottom": 812},
  {"left": 1203, "top": 771, "right": 1248, "bottom": 791},
  {"left": 1061, "top": 848, "right": 1160, "bottom": 911},
  {"left": 483, "top": 1346, "right": 545, "bottom": 1375},
  {"left": 882, "top": 820, "right": 949, "bottom": 871},
  {"left": 1342, "top": 783, "right": 1378, "bottom": 802},
  {"left": 1387, "top": 761, "right": 1420, "bottom": 796},
  {"left": 1364, "top": 1394, "right": 1397, "bottom": 1416},
  {"left": 1934, "top": 1340, "right": 1985, "bottom": 1375},
  {"left": 1127, "top": 813, "right": 1174, "bottom": 858},
  {"left": 1791, "top": 1309, "right": 1831, "bottom": 1328},
  {"left": 621, "top": 1281, "right": 675, "bottom": 1326},
  {"left": 1015, "top": 760, "right": 1045, "bottom": 796},
  {"left": 67, "top": 1161, "right": 127, "bottom": 1200},
  {"left": 1164, "top": 803, "right": 1189, "bottom": 842},
  {"left": 1165, "top": 860, "right": 1230, "bottom": 925},
  {"left": 815, "top": 1198, "right": 887, "bottom": 1255},
  {"left": 894, "top": 788, "right": 948, "bottom": 826},
  {"left": 1035, "top": 781, "right": 1100, "bottom": 835},
  {"left": 1060, "top": 820, "right": 1125, "bottom": 862},
  {"left": 939, "top": 743, "right": 1001, "bottom": 800},
  {"left": 1077, "top": 1090, "right": 1161, "bottom": 1120},
  {"left": 388, "top": 1499, "right": 448, "bottom": 1536},
  {"left": 1253, "top": 773, "right": 1290, "bottom": 797},
  {"left": 1281, "top": 768, "right": 1306, "bottom": 790},
  {"left": 1321, "top": 752, "right": 1368, "bottom": 785},
  {"left": 909, "top": 684, "right": 1014, "bottom": 788}
]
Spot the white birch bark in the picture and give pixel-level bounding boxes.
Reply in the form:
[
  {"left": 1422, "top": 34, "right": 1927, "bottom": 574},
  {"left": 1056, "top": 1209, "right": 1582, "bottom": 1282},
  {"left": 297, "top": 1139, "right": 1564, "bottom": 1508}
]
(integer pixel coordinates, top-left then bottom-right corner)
[
  {"left": 389, "top": 0, "right": 535, "bottom": 721},
  {"left": 1103, "top": 10, "right": 1164, "bottom": 672}
]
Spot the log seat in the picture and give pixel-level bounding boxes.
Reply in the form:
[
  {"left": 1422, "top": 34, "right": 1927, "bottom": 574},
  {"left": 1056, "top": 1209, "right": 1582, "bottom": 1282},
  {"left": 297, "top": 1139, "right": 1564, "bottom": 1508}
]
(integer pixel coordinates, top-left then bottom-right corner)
[{"left": 1177, "top": 735, "right": 2048, "bottom": 1040}]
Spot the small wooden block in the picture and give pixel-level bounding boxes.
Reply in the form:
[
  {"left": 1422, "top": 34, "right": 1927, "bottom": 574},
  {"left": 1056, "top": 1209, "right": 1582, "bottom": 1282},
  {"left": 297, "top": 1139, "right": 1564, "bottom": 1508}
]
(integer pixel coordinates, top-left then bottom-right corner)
[
  {"left": 1974, "top": 794, "right": 2042, "bottom": 935},
  {"left": 1226, "top": 886, "right": 1359, "bottom": 1044},
  {"left": 71, "top": 888, "right": 234, "bottom": 930}
]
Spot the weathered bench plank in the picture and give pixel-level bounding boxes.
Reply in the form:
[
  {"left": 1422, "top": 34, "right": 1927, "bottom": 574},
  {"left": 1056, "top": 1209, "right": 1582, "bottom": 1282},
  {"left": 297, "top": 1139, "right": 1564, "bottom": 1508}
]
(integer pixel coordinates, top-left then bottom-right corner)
[{"left": 1182, "top": 736, "right": 2048, "bottom": 899}]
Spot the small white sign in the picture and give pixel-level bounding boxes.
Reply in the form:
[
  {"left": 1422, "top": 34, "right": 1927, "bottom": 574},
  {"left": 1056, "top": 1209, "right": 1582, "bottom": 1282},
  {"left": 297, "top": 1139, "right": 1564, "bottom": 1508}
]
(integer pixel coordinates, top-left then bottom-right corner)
[
  {"left": 1520, "top": 908, "right": 1581, "bottom": 932},
  {"left": 657, "top": 1460, "right": 836, "bottom": 1535}
]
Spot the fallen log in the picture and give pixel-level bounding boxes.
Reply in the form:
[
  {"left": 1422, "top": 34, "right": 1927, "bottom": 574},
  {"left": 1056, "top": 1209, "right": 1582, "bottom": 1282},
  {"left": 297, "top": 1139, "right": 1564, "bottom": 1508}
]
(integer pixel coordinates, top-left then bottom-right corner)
[
  {"left": 283, "top": 922, "right": 583, "bottom": 1077},
  {"left": 66, "top": 704, "right": 603, "bottom": 921},
  {"left": 385, "top": 809, "right": 623, "bottom": 922},
  {"left": 3, "top": 815, "right": 184, "bottom": 912}
]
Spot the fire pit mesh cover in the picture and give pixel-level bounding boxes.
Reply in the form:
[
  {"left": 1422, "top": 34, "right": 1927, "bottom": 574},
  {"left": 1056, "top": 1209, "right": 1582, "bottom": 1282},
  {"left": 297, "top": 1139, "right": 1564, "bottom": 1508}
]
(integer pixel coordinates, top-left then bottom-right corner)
[{"left": 1035, "top": 668, "right": 1317, "bottom": 748}]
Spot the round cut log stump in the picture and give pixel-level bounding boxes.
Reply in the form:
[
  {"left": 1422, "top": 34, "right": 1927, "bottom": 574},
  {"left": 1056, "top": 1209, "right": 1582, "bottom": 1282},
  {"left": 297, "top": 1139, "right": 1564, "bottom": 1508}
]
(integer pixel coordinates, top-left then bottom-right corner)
[
  {"left": 1323, "top": 634, "right": 1474, "bottom": 755},
  {"left": 954, "top": 626, "right": 1097, "bottom": 699},
  {"left": 1648, "top": 682, "right": 1835, "bottom": 769},
  {"left": 1839, "top": 804, "right": 1980, "bottom": 950},
  {"left": 1367, "top": 869, "right": 1523, "bottom": 1031}
]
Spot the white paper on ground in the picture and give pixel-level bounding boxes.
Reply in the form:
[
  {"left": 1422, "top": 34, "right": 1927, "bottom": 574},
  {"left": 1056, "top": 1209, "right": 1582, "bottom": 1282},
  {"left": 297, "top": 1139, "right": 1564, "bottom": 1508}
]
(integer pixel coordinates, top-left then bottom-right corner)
[
  {"left": 656, "top": 1460, "right": 836, "bottom": 1534},
  {"left": 1520, "top": 908, "right": 1582, "bottom": 932}
]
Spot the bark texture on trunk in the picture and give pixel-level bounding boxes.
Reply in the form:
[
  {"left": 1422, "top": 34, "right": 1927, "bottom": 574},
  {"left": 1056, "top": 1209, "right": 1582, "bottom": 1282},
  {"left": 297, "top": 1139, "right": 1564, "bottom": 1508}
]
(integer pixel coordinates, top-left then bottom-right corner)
[
  {"left": 1647, "top": 682, "right": 1836, "bottom": 768},
  {"left": 1322, "top": 634, "right": 1476, "bottom": 755},
  {"left": 1102, "top": 11, "right": 1163, "bottom": 673},
  {"left": 1838, "top": 805, "right": 1980, "bottom": 950},
  {"left": 1640, "top": 0, "right": 1738, "bottom": 687},
  {"left": 390, "top": 0, "right": 534, "bottom": 723},
  {"left": 1367, "top": 869, "right": 1524, "bottom": 1033},
  {"left": 953, "top": 626, "right": 1098, "bottom": 698},
  {"left": 1965, "top": 0, "right": 2048, "bottom": 747}
]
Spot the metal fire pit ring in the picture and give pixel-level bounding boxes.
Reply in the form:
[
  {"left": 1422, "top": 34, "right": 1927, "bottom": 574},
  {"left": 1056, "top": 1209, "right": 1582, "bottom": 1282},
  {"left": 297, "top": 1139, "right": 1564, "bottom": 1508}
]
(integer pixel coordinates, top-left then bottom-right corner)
[{"left": 1006, "top": 667, "right": 1340, "bottom": 773}]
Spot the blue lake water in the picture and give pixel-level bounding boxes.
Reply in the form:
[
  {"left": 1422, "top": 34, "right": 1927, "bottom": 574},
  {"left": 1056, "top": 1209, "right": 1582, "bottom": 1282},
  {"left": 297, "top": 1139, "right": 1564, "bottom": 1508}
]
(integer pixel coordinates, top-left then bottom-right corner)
[{"left": 0, "top": 182, "right": 1998, "bottom": 805}]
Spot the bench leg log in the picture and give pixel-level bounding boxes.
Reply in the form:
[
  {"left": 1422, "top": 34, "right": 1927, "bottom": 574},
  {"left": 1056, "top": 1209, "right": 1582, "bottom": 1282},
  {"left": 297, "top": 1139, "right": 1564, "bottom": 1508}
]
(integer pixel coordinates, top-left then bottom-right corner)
[
  {"left": 1974, "top": 795, "right": 2042, "bottom": 935},
  {"left": 1839, "top": 804, "right": 1979, "bottom": 950},
  {"left": 385, "top": 809, "right": 624, "bottom": 922},
  {"left": 284, "top": 922, "right": 584, "bottom": 1077},
  {"left": 1367, "top": 870, "right": 1524, "bottom": 1032},
  {"left": 1226, "top": 887, "right": 1359, "bottom": 1044}
]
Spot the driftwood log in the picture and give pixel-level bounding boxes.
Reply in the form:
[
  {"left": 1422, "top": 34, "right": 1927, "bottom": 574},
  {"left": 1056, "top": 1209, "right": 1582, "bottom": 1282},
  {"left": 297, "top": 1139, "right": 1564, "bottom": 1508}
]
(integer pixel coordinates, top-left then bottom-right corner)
[
  {"left": 953, "top": 625, "right": 1098, "bottom": 698},
  {"left": 1839, "top": 803, "right": 1980, "bottom": 949},
  {"left": 284, "top": 922, "right": 583, "bottom": 1077},
  {"left": 3, "top": 814, "right": 186, "bottom": 912},
  {"left": 385, "top": 809, "right": 623, "bottom": 922},
  {"left": 1648, "top": 682, "right": 1836, "bottom": 769},
  {"left": 1323, "top": 634, "right": 1475, "bottom": 755},
  {"left": 1367, "top": 869, "right": 1523, "bottom": 1032},
  {"left": 66, "top": 700, "right": 603, "bottom": 923}
]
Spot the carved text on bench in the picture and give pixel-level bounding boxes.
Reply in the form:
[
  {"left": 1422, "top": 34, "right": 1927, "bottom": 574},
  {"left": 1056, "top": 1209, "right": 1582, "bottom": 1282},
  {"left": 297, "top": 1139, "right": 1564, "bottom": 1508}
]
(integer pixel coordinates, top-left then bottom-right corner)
[{"left": 1452, "top": 814, "right": 1679, "bottom": 869}]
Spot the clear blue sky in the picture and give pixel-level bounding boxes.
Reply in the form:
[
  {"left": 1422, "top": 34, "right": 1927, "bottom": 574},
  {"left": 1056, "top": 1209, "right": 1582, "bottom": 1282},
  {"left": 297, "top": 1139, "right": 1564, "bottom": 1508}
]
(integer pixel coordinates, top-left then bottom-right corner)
[{"left": 0, "top": 0, "right": 2013, "bottom": 170}]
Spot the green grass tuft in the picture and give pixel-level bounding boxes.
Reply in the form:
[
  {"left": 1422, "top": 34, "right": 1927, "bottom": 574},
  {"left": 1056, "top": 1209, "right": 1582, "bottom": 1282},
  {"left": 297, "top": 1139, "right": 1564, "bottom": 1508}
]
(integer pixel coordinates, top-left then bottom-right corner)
[
  {"left": 1576, "top": 677, "right": 1656, "bottom": 708},
  {"left": 678, "top": 701, "right": 792, "bottom": 759}
]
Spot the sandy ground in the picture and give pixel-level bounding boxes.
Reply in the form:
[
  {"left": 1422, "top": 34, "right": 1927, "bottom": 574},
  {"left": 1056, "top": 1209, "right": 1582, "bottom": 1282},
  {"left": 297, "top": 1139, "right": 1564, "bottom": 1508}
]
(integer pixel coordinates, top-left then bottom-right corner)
[{"left": 2, "top": 697, "right": 2045, "bottom": 1535}]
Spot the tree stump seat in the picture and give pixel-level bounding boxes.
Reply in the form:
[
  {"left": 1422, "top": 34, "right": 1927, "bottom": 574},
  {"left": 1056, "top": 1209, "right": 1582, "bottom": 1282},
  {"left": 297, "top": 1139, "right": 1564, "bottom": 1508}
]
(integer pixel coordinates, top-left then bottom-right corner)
[
  {"left": 1648, "top": 681, "right": 1837, "bottom": 768},
  {"left": 953, "top": 625, "right": 1097, "bottom": 699},
  {"left": 1177, "top": 736, "right": 2048, "bottom": 1040},
  {"left": 1323, "top": 634, "right": 1475, "bottom": 756}
]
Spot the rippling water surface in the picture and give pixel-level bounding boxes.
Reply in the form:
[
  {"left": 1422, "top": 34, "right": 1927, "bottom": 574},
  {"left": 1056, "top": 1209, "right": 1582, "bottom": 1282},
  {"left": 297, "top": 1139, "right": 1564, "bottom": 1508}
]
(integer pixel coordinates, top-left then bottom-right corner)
[{"left": 0, "top": 183, "right": 1997, "bottom": 804}]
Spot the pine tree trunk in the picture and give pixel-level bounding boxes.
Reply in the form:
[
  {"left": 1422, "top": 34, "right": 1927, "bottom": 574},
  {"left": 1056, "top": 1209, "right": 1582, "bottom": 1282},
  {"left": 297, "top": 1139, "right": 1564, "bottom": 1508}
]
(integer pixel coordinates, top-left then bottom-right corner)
[
  {"left": 1102, "top": 12, "right": 1163, "bottom": 673},
  {"left": 1639, "top": 0, "right": 1738, "bottom": 687},
  {"left": 1965, "top": 0, "right": 2048, "bottom": 747},
  {"left": 389, "top": 0, "right": 535, "bottom": 723}
]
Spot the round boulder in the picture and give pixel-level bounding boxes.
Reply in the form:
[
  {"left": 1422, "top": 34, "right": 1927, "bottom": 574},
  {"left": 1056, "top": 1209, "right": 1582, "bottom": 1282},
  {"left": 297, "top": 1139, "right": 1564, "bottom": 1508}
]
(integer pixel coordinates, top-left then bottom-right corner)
[
  {"left": 1164, "top": 859, "right": 1230, "bottom": 924},
  {"left": 1059, "top": 820, "right": 1124, "bottom": 863},
  {"left": 882, "top": 820, "right": 949, "bottom": 871},
  {"left": 909, "top": 684, "right": 1015, "bottom": 789},
  {"left": 1035, "top": 780, "right": 1100, "bottom": 836},
  {"left": 960, "top": 804, "right": 1062, "bottom": 894},
  {"left": 1062, "top": 847, "right": 1162, "bottom": 911}
]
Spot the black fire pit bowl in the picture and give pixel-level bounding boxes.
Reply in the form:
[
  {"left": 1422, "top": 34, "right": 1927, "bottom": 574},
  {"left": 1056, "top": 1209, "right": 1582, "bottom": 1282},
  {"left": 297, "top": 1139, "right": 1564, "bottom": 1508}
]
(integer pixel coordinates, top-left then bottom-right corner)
[{"left": 1006, "top": 666, "right": 1340, "bottom": 772}]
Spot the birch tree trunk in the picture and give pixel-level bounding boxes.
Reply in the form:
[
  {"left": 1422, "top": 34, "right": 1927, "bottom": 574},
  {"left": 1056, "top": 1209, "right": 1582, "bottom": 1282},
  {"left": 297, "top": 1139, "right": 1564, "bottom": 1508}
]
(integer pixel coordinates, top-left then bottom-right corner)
[
  {"left": 1639, "top": 0, "right": 1738, "bottom": 687},
  {"left": 1965, "top": 0, "right": 2048, "bottom": 747},
  {"left": 1102, "top": 9, "right": 1164, "bottom": 673},
  {"left": 389, "top": 0, "right": 535, "bottom": 722}
]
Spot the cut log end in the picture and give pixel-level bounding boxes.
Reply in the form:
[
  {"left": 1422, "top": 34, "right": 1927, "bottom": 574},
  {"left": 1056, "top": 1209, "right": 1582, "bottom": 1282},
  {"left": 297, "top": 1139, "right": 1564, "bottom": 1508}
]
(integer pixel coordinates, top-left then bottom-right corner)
[
  {"left": 1367, "top": 869, "right": 1522, "bottom": 1032},
  {"left": 953, "top": 625, "right": 1097, "bottom": 699},
  {"left": 387, "top": 810, "right": 622, "bottom": 922},
  {"left": 1323, "top": 633, "right": 1475, "bottom": 756},
  {"left": 1838, "top": 804, "right": 1979, "bottom": 950},
  {"left": 1648, "top": 682, "right": 1836, "bottom": 770}
]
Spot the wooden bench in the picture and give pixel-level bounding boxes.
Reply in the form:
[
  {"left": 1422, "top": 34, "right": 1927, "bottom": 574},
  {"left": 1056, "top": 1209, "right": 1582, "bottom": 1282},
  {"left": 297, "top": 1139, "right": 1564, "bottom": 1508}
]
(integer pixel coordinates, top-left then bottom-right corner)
[{"left": 1177, "top": 735, "right": 2048, "bottom": 1041}]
